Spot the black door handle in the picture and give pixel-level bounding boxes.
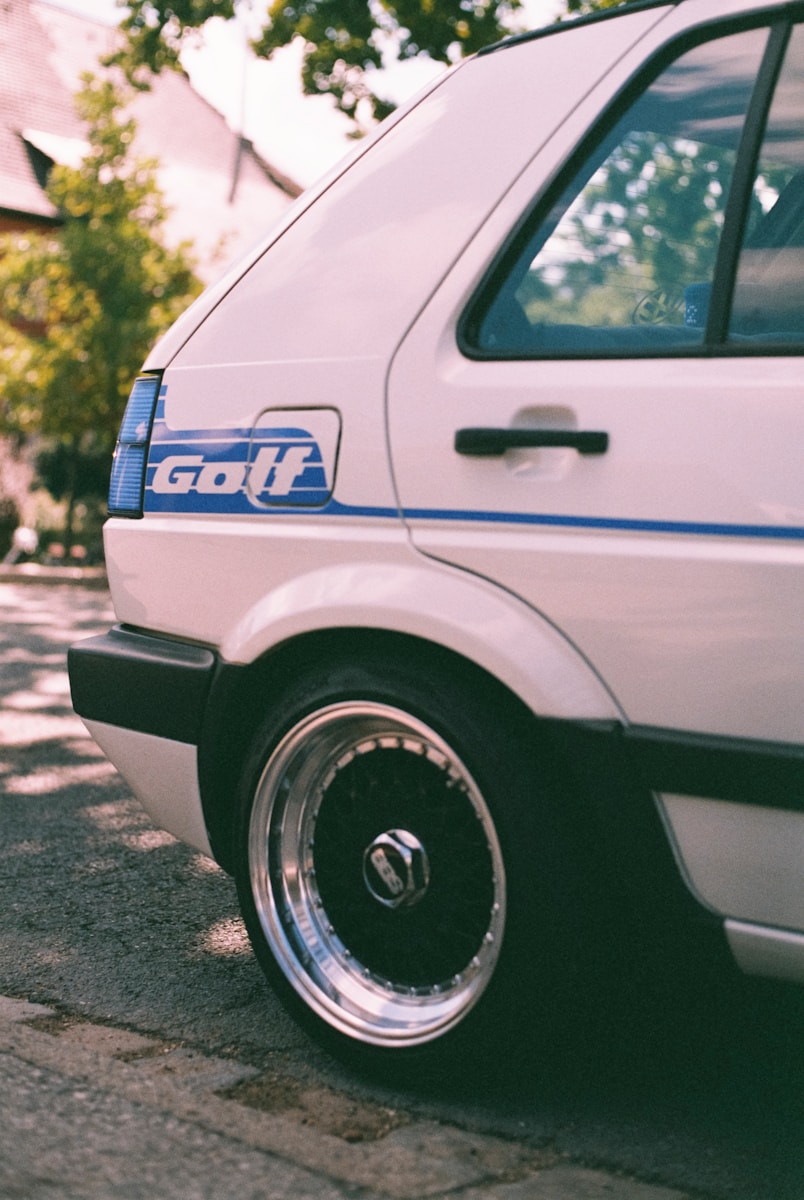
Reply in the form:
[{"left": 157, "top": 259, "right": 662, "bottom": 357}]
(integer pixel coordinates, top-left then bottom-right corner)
[{"left": 454, "top": 427, "right": 609, "bottom": 457}]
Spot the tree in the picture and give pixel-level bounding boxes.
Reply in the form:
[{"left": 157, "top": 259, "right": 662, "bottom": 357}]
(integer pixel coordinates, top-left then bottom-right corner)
[
  {"left": 564, "top": 0, "right": 625, "bottom": 10},
  {"left": 115, "top": 0, "right": 525, "bottom": 128},
  {"left": 114, "top": 1, "right": 636, "bottom": 131},
  {"left": 0, "top": 75, "right": 201, "bottom": 547},
  {"left": 516, "top": 132, "right": 738, "bottom": 330}
]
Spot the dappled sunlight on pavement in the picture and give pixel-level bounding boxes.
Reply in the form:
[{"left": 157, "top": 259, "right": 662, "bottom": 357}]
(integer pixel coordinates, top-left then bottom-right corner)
[
  {"left": 0, "top": 580, "right": 289, "bottom": 1063},
  {"left": 195, "top": 916, "right": 252, "bottom": 959}
]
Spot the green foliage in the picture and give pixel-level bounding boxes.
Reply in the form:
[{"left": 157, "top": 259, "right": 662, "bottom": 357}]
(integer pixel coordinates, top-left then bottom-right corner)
[
  {"left": 35, "top": 440, "right": 116, "bottom": 507},
  {"left": 0, "top": 75, "right": 201, "bottom": 538},
  {"left": 256, "top": 0, "right": 527, "bottom": 123},
  {"left": 564, "top": 0, "right": 626, "bottom": 12},
  {"left": 111, "top": 0, "right": 237, "bottom": 81},
  {"left": 115, "top": 0, "right": 527, "bottom": 126},
  {"left": 112, "top": 1, "right": 640, "bottom": 130},
  {"left": 522, "top": 132, "right": 736, "bottom": 329},
  {"left": 112, "top": 1, "right": 641, "bottom": 128},
  {"left": 0, "top": 495, "right": 20, "bottom": 559}
]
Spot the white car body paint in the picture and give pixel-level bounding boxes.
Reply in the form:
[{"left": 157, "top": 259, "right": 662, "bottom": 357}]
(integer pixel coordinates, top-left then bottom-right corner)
[{"left": 71, "top": 0, "right": 804, "bottom": 1012}]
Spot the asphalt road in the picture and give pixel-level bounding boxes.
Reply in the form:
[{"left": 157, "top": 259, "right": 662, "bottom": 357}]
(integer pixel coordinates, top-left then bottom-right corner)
[{"left": 0, "top": 579, "right": 802, "bottom": 1200}]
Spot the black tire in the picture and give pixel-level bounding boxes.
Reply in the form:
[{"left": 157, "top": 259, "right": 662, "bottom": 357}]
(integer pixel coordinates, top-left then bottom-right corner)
[{"left": 234, "top": 647, "right": 588, "bottom": 1065}]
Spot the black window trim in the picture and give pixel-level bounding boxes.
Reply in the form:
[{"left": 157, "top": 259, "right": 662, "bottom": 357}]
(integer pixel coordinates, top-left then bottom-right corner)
[
  {"left": 458, "top": 6, "right": 804, "bottom": 364},
  {"left": 707, "top": 19, "right": 792, "bottom": 343}
]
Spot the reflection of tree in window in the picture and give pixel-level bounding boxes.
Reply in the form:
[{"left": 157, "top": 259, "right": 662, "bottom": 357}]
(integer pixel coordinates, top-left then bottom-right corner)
[
  {"left": 518, "top": 132, "right": 736, "bottom": 328},
  {"left": 472, "top": 26, "right": 771, "bottom": 353}
]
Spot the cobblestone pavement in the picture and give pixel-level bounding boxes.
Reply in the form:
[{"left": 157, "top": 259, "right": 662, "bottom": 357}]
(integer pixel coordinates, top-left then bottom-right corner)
[{"left": 0, "top": 994, "right": 693, "bottom": 1200}]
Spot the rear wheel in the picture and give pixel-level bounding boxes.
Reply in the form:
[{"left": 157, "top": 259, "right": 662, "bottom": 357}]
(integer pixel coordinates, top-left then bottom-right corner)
[{"left": 234, "top": 652, "right": 584, "bottom": 1060}]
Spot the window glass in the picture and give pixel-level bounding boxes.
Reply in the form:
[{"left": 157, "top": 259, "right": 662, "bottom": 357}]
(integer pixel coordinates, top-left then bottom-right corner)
[
  {"left": 471, "top": 27, "right": 769, "bottom": 356},
  {"left": 729, "top": 24, "right": 804, "bottom": 343}
]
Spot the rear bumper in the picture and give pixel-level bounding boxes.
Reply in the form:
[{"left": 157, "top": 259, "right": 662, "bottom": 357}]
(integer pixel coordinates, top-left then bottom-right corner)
[
  {"left": 68, "top": 627, "right": 217, "bottom": 745},
  {"left": 69, "top": 628, "right": 218, "bottom": 858}
]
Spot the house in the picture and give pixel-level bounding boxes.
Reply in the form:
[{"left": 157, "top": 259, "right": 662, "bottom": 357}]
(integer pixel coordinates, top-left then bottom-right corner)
[{"left": 0, "top": 0, "right": 302, "bottom": 278}]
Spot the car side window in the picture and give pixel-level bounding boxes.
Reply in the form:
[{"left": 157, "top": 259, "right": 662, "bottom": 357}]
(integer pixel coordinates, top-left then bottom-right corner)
[
  {"left": 729, "top": 24, "right": 804, "bottom": 344},
  {"left": 466, "top": 26, "right": 770, "bottom": 357}
]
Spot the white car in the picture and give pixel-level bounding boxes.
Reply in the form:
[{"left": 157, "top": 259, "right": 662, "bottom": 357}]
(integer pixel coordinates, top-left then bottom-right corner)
[{"left": 69, "top": 0, "right": 804, "bottom": 1061}]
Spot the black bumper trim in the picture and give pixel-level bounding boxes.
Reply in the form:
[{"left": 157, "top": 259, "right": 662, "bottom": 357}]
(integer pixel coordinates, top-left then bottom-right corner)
[
  {"left": 542, "top": 718, "right": 804, "bottom": 813},
  {"left": 68, "top": 627, "right": 217, "bottom": 745}
]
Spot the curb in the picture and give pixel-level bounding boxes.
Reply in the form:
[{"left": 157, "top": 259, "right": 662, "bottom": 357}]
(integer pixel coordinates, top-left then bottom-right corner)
[{"left": 0, "top": 996, "right": 692, "bottom": 1200}]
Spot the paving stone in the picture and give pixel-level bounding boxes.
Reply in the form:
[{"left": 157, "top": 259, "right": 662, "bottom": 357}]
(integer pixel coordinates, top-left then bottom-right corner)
[
  {"left": 0, "top": 996, "right": 55, "bottom": 1023},
  {"left": 459, "top": 1164, "right": 692, "bottom": 1200},
  {"left": 127, "top": 1046, "right": 260, "bottom": 1090},
  {"left": 51, "top": 1021, "right": 164, "bottom": 1060}
]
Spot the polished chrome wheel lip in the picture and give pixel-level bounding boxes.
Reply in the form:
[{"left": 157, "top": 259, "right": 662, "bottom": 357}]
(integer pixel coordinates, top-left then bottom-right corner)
[{"left": 248, "top": 701, "right": 506, "bottom": 1048}]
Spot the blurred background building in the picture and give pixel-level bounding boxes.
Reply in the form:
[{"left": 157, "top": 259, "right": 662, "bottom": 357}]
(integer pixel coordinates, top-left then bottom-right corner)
[
  {"left": 0, "top": 0, "right": 302, "bottom": 280},
  {"left": 0, "top": 0, "right": 306, "bottom": 563}
]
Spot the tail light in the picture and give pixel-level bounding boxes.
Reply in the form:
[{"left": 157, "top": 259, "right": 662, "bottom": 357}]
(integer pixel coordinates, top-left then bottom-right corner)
[{"left": 108, "top": 373, "right": 163, "bottom": 518}]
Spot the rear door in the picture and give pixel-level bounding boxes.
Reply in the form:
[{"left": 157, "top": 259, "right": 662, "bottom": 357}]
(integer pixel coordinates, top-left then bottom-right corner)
[{"left": 388, "top": 10, "right": 804, "bottom": 939}]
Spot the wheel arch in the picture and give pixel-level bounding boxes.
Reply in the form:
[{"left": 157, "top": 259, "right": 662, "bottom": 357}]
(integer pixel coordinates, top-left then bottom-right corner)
[
  {"left": 218, "top": 558, "right": 622, "bottom": 722},
  {"left": 201, "top": 617, "right": 720, "bottom": 994},
  {"left": 198, "top": 559, "right": 618, "bottom": 871},
  {"left": 200, "top": 624, "right": 556, "bottom": 873},
  {"left": 196, "top": 563, "right": 701, "bottom": 958}
]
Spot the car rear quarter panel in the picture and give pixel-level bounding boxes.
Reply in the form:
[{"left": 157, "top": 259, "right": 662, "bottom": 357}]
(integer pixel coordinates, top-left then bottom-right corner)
[{"left": 107, "top": 2, "right": 675, "bottom": 701}]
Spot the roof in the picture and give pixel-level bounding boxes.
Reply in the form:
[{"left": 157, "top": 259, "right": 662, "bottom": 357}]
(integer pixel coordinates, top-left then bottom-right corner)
[
  {"left": 0, "top": 0, "right": 303, "bottom": 277},
  {"left": 478, "top": 0, "right": 676, "bottom": 56},
  {"left": 0, "top": 0, "right": 84, "bottom": 225}
]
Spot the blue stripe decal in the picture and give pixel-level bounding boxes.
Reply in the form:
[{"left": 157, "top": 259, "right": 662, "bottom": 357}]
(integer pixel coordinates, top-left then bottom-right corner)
[
  {"left": 145, "top": 394, "right": 802, "bottom": 538},
  {"left": 321, "top": 500, "right": 803, "bottom": 540}
]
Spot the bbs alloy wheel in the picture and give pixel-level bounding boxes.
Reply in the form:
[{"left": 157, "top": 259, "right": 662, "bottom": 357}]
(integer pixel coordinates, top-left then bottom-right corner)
[{"left": 244, "top": 701, "right": 506, "bottom": 1049}]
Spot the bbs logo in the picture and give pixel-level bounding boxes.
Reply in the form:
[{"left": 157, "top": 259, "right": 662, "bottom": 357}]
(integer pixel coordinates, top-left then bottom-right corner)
[{"left": 145, "top": 408, "right": 341, "bottom": 515}]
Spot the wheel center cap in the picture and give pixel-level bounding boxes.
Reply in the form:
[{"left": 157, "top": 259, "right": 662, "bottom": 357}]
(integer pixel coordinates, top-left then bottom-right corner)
[{"left": 363, "top": 829, "right": 430, "bottom": 909}]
